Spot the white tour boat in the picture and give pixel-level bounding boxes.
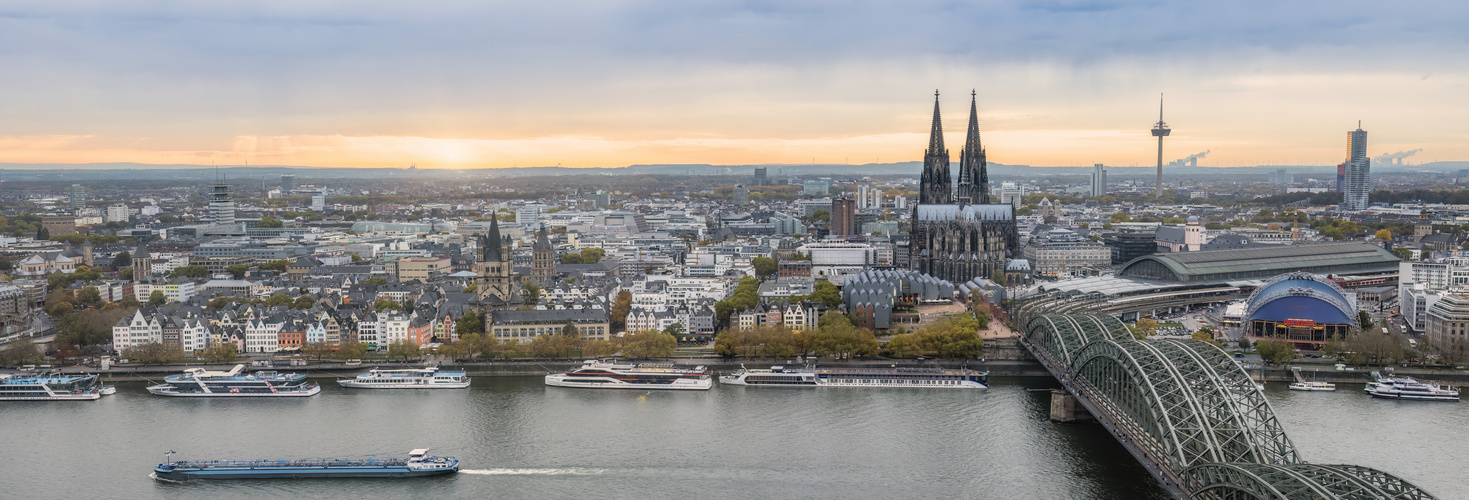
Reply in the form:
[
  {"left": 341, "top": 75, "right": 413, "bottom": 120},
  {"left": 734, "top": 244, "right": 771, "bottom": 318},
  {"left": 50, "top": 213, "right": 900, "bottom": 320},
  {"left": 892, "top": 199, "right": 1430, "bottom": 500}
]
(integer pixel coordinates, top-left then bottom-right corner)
[
  {"left": 546, "top": 360, "right": 712, "bottom": 390},
  {"left": 0, "top": 372, "right": 103, "bottom": 401},
  {"left": 147, "top": 364, "right": 321, "bottom": 397},
  {"left": 720, "top": 364, "right": 988, "bottom": 389},
  {"left": 337, "top": 366, "right": 471, "bottom": 389},
  {"left": 1288, "top": 367, "right": 1336, "bottom": 391},
  {"left": 1365, "top": 372, "right": 1459, "bottom": 402}
]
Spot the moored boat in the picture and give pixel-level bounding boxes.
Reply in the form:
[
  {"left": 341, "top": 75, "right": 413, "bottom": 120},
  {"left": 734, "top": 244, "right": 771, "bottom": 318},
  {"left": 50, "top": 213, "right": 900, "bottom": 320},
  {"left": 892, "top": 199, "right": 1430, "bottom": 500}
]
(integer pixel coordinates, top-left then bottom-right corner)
[
  {"left": 721, "top": 364, "right": 988, "bottom": 389},
  {"left": 1288, "top": 381, "right": 1336, "bottom": 391},
  {"left": 146, "top": 365, "right": 320, "bottom": 397},
  {"left": 1365, "top": 372, "right": 1459, "bottom": 401},
  {"left": 337, "top": 366, "right": 470, "bottom": 389},
  {"left": 0, "top": 372, "right": 102, "bottom": 401},
  {"left": 152, "top": 448, "right": 458, "bottom": 480},
  {"left": 546, "top": 359, "right": 712, "bottom": 390}
]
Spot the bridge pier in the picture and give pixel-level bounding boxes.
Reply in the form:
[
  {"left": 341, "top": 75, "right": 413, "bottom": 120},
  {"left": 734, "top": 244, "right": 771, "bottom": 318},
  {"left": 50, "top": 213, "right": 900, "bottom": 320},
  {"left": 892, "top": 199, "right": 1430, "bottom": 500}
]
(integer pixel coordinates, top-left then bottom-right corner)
[{"left": 1048, "top": 389, "right": 1094, "bottom": 423}]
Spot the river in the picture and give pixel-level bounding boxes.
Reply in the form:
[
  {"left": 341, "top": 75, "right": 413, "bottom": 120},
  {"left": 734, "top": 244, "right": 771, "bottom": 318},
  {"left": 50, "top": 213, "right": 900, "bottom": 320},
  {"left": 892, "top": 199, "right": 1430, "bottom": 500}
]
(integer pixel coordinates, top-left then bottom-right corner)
[{"left": 0, "top": 377, "right": 1462, "bottom": 499}]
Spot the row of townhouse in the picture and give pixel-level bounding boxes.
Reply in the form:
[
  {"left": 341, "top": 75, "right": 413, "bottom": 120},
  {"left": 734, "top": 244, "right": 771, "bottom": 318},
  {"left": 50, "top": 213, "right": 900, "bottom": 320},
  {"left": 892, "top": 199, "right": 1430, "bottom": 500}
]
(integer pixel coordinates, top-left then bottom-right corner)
[
  {"left": 624, "top": 301, "right": 718, "bottom": 338},
  {"left": 734, "top": 300, "right": 820, "bottom": 332}
]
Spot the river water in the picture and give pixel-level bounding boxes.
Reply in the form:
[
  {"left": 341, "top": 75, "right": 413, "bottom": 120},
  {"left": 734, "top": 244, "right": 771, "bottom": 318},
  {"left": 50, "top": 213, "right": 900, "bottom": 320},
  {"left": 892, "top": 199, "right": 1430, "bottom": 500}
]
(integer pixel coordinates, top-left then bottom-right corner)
[{"left": 1, "top": 377, "right": 1463, "bottom": 499}]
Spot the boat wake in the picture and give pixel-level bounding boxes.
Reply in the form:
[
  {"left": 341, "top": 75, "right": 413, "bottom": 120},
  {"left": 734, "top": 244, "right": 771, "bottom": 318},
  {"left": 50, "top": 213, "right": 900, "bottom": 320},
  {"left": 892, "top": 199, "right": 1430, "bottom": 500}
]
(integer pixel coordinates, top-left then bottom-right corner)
[
  {"left": 149, "top": 472, "right": 186, "bottom": 484},
  {"left": 459, "top": 468, "right": 607, "bottom": 476}
]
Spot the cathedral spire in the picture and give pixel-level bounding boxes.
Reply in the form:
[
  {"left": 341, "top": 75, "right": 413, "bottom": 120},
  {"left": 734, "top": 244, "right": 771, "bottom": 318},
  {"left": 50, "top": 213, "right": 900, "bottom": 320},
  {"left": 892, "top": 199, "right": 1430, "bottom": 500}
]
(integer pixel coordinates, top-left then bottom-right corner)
[
  {"left": 960, "top": 89, "right": 989, "bottom": 204},
  {"left": 927, "top": 90, "right": 945, "bottom": 155},
  {"left": 919, "top": 90, "right": 952, "bottom": 204}
]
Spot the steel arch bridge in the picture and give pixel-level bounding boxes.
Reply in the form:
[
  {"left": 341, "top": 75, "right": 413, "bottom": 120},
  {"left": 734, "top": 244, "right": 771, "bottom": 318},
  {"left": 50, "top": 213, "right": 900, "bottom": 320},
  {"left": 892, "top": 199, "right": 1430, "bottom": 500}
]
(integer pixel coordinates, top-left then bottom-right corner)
[{"left": 1017, "top": 310, "right": 1437, "bottom": 500}]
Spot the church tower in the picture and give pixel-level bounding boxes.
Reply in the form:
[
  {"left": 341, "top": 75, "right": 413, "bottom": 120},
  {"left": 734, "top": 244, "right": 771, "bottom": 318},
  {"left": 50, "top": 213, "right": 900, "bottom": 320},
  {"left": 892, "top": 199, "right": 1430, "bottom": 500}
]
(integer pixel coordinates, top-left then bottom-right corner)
[
  {"left": 132, "top": 242, "right": 152, "bottom": 283},
  {"left": 918, "top": 91, "right": 952, "bottom": 205},
  {"left": 475, "top": 217, "right": 514, "bottom": 308},
  {"left": 531, "top": 224, "right": 555, "bottom": 283},
  {"left": 957, "top": 90, "right": 989, "bottom": 205}
]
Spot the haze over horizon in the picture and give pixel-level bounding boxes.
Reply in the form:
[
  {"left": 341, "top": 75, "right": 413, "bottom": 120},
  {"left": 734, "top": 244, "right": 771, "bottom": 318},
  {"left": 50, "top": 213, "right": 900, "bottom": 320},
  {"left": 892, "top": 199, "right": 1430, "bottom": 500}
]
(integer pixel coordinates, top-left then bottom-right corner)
[{"left": 2, "top": 1, "right": 1466, "bottom": 170}]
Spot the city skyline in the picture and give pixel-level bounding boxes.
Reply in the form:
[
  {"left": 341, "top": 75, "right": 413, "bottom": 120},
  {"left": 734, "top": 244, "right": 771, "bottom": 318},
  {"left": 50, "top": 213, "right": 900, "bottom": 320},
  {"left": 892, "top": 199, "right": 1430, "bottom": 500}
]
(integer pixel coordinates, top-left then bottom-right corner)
[{"left": 2, "top": 1, "right": 1466, "bottom": 169}]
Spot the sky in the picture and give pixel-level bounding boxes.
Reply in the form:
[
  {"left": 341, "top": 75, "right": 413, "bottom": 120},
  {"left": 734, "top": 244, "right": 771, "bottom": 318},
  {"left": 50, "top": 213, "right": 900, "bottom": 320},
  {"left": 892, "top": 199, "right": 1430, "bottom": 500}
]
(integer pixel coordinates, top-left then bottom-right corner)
[{"left": 2, "top": 1, "right": 1467, "bottom": 169}]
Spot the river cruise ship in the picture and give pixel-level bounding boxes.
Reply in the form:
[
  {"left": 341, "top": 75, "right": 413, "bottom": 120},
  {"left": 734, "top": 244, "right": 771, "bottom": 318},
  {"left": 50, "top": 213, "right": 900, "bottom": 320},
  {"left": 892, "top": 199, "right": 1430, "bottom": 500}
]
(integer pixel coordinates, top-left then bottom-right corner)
[
  {"left": 545, "top": 359, "right": 712, "bottom": 390},
  {"left": 147, "top": 365, "right": 321, "bottom": 397},
  {"left": 153, "top": 448, "right": 458, "bottom": 480},
  {"left": 338, "top": 367, "right": 470, "bottom": 389},
  {"left": 1366, "top": 372, "right": 1459, "bottom": 402},
  {"left": 720, "top": 365, "right": 988, "bottom": 389},
  {"left": 0, "top": 372, "right": 102, "bottom": 401}
]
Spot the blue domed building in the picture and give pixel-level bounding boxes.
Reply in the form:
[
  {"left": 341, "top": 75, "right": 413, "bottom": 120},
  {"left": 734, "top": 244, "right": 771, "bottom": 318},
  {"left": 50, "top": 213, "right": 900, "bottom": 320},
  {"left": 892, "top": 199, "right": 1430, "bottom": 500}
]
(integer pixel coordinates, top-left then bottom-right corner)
[{"left": 1244, "top": 272, "right": 1359, "bottom": 347}]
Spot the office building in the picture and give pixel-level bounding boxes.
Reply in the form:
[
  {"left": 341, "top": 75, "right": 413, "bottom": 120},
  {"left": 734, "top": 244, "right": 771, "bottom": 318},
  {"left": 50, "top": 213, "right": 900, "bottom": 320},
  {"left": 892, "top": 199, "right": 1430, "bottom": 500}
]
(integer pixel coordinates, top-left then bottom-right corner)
[
  {"left": 1342, "top": 124, "right": 1371, "bottom": 211},
  {"left": 732, "top": 185, "right": 750, "bottom": 205},
  {"left": 830, "top": 198, "right": 856, "bottom": 237},
  {"left": 69, "top": 184, "right": 86, "bottom": 212},
  {"left": 1089, "top": 163, "right": 1107, "bottom": 197}
]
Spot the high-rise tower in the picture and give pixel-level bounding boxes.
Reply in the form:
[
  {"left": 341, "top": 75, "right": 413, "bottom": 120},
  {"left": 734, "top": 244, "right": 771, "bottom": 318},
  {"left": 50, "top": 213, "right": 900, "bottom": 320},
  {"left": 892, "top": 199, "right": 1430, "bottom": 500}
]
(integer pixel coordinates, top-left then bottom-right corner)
[
  {"left": 1342, "top": 122, "right": 1371, "bottom": 211},
  {"left": 919, "top": 91, "right": 952, "bottom": 204},
  {"left": 956, "top": 90, "right": 989, "bottom": 205},
  {"left": 1150, "top": 95, "right": 1171, "bottom": 198}
]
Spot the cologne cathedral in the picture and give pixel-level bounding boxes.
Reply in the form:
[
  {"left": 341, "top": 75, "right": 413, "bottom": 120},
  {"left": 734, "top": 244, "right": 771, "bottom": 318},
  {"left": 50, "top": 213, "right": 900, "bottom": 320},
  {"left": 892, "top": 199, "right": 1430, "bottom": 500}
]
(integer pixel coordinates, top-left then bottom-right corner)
[{"left": 907, "top": 91, "right": 1017, "bottom": 284}]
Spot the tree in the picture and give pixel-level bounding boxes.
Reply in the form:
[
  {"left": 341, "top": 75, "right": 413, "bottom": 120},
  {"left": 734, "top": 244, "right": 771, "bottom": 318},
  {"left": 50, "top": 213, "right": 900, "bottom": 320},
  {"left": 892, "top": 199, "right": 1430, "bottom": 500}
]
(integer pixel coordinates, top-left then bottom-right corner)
[
  {"left": 621, "top": 330, "right": 677, "bottom": 358},
  {"left": 582, "top": 339, "right": 619, "bottom": 358},
  {"left": 147, "top": 290, "right": 167, "bottom": 306},
  {"left": 363, "top": 277, "right": 388, "bottom": 286},
  {"left": 36, "top": 226, "right": 49, "bottom": 241},
  {"left": 1255, "top": 338, "right": 1297, "bottom": 365},
  {"left": 76, "top": 286, "right": 103, "bottom": 309},
  {"left": 461, "top": 284, "right": 478, "bottom": 295},
  {"left": 883, "top": 334, "right": 923, "bottom": 358},
  {"left": 168, "top": 265, "right": 210, "bottom": 279},
  {"left": 610, "top": 290, "right": 633, "bottom": 331},
  {"left": 302, "top": 342, "right": 331, "bottom": 361},
  {"left": 455, "top": 311, "right": 483, "bottom": 337},
  {"left": 292, "top": 294, "right": 316, "bottom": 310},
  {"left": 1191, "top": 327, "right": 1222, "bottom": 348},
  {"left": 1358, "top": 310, "right": 1375, "bottom": 330},
  {"left": 334, "top": 342, "right": 368, "bottom": 360},
  {"left": 810, "top": 209, "right": 830, "bottom": 223},
  {"left": 662, "top": 323, "right": 684, "bottom": 341},
  {"left": 436, "top": 341, "right": 468, "bottom": 360},
  {"left": 1391, "top": 247, "right": 1413, "bottom": 261},
  {"left": 113, "top": 250, "right": 132, "bottom": 269},
  {"left": 386, "top": 340, "right": 421, "bottom": 362},
  {"left": 1111, "top": 212, "right": 1132, "bottom": 223},
  {"left": 1344, "top": 331, "right": 1409, "bottom": 365},
  {"left": 258, "top": 217, "right": 284, "bottom": 228},
  {"left": 373, "top": 297, "right": 402, "bottom": 312},
  {"left": 560, "top": 254, "right": 584, "bottom": 264},
  {"left": 259, "top": 259, "right": 290, "bottom": 272},
  {"left": 1132, "top": 318, "right": 1158, "bottom": 339},
  {"left": 911, "top": 315, "right": 985, "bottom": 359},
  {"left": 265, "top": 293, "right": 294, "bottom": 308},
  {"left": 562, "top": 322, "right": 580, "bottom": 336},
  {"left": 200, "top": 343, "right": 238, "bottom": 363},
  {"left": 528, "top": 334, "right": 579, "bottom": 359},
  {"left": 0, "top": 340, "right": 45, "bottom": 366},
  {"left": 1374, "top": 229, "right": 1393, "bottom": 241},
  {"left": 225, "top": 264, "right": 250, "bottom": 279},
  {"left": 521, "top": 282, "right": 542, "bottom": 305},
  {"left": 122, "top": 341, "right": 184, "bottom": 364},
  {"left": 817, "top": 310, "right": 851, "bottom": 329},
  {"left": 1237, "top": 337, "right": 1251, "bottom": 350},
  {"left": 579, "top": 247, "right": 605, "bottom": 264},
  {"left": 751, "top": 256, "right": 777, "bottom": 280},
  {"left": 808, "top": 280, "right": 842, "bottom": 309}
]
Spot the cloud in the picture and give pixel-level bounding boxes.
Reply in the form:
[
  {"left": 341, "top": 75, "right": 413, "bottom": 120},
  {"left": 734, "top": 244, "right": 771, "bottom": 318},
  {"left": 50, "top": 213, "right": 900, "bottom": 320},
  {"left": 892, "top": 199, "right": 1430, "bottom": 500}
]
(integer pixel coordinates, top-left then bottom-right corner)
[{"left": 0, "top": 0, "right": 1466, "bottom": 167}]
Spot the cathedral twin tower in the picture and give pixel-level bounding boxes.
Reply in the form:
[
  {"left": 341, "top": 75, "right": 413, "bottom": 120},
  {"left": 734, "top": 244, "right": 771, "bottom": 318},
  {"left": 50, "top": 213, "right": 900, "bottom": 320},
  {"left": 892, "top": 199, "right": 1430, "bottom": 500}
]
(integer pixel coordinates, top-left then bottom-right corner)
[
  {"left": 920, "top": 90, "right": 990, "bottom": 206},
  {"left": 908, "top": 91, "right": 1017, "bottom": 285}
]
